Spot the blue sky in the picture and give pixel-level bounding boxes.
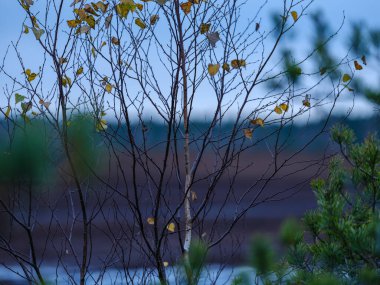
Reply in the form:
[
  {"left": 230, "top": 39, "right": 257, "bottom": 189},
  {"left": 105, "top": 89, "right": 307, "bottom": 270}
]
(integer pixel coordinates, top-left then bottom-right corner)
[{"left": 1, "top": 0, "right": 379, "bottom": 121}]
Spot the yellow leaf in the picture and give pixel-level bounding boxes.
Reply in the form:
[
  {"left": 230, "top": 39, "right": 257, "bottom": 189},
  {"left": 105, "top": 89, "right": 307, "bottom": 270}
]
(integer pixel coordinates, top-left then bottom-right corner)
[
  {"left": 135, "top": 18, "right": 146, "bottom": 29},
  {"left": 96, "top": 118, "right": 108, "bottom": 132},
  {"left": 180, "top": 2, "right": 192, "bottom": 14},
  {"left": 25, "top": 69, "right": 38, "bottom": 82},
  {"left": 191, "top": 191, "right": 197, "bottom": 201},
  {"left": 243, "top": 128, "right": 253, "bottom": 139},
  {"left": 163, "top": 261, "right": 169, "bottom": 267},
  {"left": 291, "top": 11, "right": 298, "bottom": 22},
  {"left": 105, "top": 83, "right": 113, "bottom": 93},
  {"left": 67, "top": 19, "right": 79, "bottom": 28},
  {"left": 85, "top": 15, "right": 96, "bottom": 29},
  {"left": 5, "top": 106, "right": 11, "bottom": 118},
  {"left": 274, "top": 106, "right": 282, "bottom": 114},
  {"left": 74, "top": 8, "right": 87, "bottom": 20},
  {"left": 95, "top": 1, "right": 109, "bottom": 13},
  {"left": 280, "top": 103, "right": 288, "bottom": 112},
  {"left": 116, "top": 2, "right": 136, "bottom": 18},
  {"left": 84, "top": 4, "right": 99, "bottom": 16},
  {"left": 302, "top": 95, "right": 311, "bottom": 108},
  {"left": 250, "top": 118, "right": 264, "bottom": 127},
  {"left": 111, "top": 36, "right": 120, "bottom": 45},
  {"left": 76, "top": 66, "right": 84, "bottom": 75},
  {"left": 222, "top": 63, "right": 230, "bottom": 72},
  {"left": 136, "top": 3, "right": 143, "bottom": 11},
  {"left": 65, "top": 75, "right": 72, "bottom": 87},
  {"left": 354, "top": 60, "right": 363, "bottom": 70},
  {"left": 342, "top": 74, "right": 351, "bottom": 83},
  {"left": 231, "top": 59, "right": 246, "bottom": 69},
  {"left": 167, "top": 222, "right": 175, "bottom": 232},
  {"left": 200, "top": 23, "right": 211, "bottom": 34},
  {"left": 147, "top": 217, "right": 155, "bottom": 225},
  {"left": 208, "top": 63, "right": 220, "bottom": 76},
  {"left": 150, "top": 14, "right": 159, "bottom": 25},
  {"left": 23, "top": 25, "right": 29, "bottom": 34}
]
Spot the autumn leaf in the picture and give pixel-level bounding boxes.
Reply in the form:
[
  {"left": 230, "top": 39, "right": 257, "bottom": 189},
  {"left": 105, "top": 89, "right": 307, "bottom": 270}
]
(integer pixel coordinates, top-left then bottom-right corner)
[
  {"left": 76, "top": 66, "right": 84, "bottom": 75},
  {"left": 105, "top": 83, "right": 113, "bottom": 93},
  {"left": 250, "top": 118, "right": 264, "bottom": 127},
  {"left": 150, "top": 14, "right": 159, "bottom": 25},
  {"left": 244, "top": 128, "right": 253, "bottom": 139},
  {"left": 4, "top": 106, "right": 11, "bottom": 118},
  {"left": 167, "top": 222, "right": 175, "bottom": 232},
  {"left": 74, "top": 8, "right": 87, "bottom": 20},
  {"left": 105, "top": 14, "right": 112, "bottom": 28},
  {"left": 23, "top": 25, "right": 29, "bottom": 34},
  {"left": 206, "top": 32, "right": 220, "bottom": 48},
  {"left": 342, "top": 74, "right": 351, "bottom": 83},
  {"left": 200, "top": 23, "right": 211, "bottom": 34},
  {"left": 77, "top": 25, "right": 91, "bottom": 34},
  {"left": 67, "top": 19, "right": 79, "bottom": 28},
  {"left": 96, "top": 118, "right": 108, "bottom": 132},
  {"left": 25, "top": 69, "right": 38, "bottom": 82},
  {"left": 84, "top": 4, "right": 99, "bottom": 16},
  {"left": 32, "top": 27, "right": 44, "bottom": 40},
  {"left": 147, "top": 217, "right": 155, "bottom": 225},
  {"left": 291, "top": 11, "right": 298, "bottom": 22},
  {"left": 274, "top": 106, "right": 282, "bottom": 114},
  {"left": 191, "top": 191, "right": 197, "bottom": 201},
  {"left": 163, "top": 261, "right": 169, "bottom": 267},
  {"left": 65, "top": 75, "right": 72, "bottom": 87},
  {"left": 231, "top": 59, "right": 246, "bottom": 69},
  {"left": 155, "top": 0, "right": 168, "bottom": 5},
  {"left": 85, "top": 15, "right": 96, "bottom": 29},
  {"left": 111, "top": 36, "right": 120, "bottom": 45},
  {"left": 208, "top": 63, "right": 220, "bottom": 76},
  {"left": 59, "top": 57, "right": 68, "bottom": 65},
  {"left": 354, "top": 60, "right": 363, "bottom": 70},
  {"left": 116, "top": 3, "right": 133, "bottom": 18},
  {"left": 280, "top": 103, "right": 288, "bottom": 112},
  {"left": 180, "top": 2, "right": 192, "bottom": 14},
  {"left": 95, "top": 1, "right": 109, "bottom": 13},
  {"left": 135, "top": 18, "right": 147, "bottom": 29},
  {"left": 302, "top": 95, "right": 311, "bottom": 107},
  {"left": 39, "top": 99, "right": 51, "bottom": 108},
  {"left": 222, "top": 63, "right": 230, "bottom": 72}
]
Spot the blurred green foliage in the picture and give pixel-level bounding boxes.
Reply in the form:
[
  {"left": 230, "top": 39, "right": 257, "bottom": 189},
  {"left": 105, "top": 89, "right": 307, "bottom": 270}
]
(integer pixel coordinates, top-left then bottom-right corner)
[
  {"left": 230, "top": 124, "right": 380, "bottom": 285},
  {"left": 0, "top": 121, "right": 51, "bottom": 184},
  {"left": 182, "top": 240, "right": 208, "bottom": 285},
  {"left": 0, "top": 115, "right": 103, "bottom": 188}
]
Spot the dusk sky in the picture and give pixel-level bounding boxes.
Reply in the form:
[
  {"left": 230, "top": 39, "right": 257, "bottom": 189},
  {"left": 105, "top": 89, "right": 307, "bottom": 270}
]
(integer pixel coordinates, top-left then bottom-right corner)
[{"left": 1, "top": 0, "right": 379, "bottom": 122}]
